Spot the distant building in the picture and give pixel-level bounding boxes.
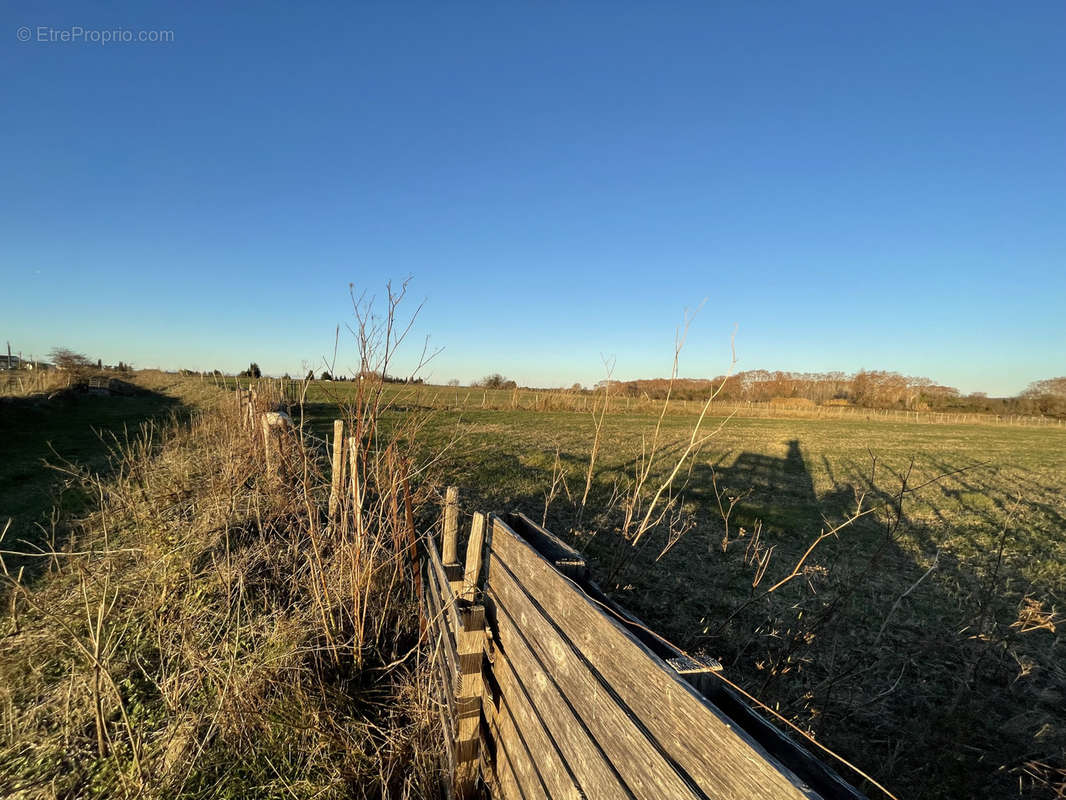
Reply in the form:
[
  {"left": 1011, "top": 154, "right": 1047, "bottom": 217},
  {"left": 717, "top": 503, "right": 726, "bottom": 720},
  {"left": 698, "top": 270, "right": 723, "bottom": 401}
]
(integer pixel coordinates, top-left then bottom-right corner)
[{"left": 0, "top": 356, "right": 53, "bottom": 371}]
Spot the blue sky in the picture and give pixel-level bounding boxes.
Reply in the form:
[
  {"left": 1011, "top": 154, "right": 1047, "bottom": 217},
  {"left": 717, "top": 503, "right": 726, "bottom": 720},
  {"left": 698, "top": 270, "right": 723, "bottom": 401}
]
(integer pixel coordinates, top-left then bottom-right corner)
[{"left": 3, "top": 2, "right": 1063, "bottom": 395}]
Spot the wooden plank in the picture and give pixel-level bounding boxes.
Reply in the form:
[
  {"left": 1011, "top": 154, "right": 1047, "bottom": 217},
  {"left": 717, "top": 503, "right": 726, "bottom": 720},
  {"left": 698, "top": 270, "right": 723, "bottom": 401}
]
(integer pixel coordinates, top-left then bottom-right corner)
[
  {"left": 488, "top": 552, "right": 695, "bottom": 799},
  {"left": 489, "top": 687, "right": 549, "bottom": 800},
  {"left": 504, "top": 513, "right": 588, "bottom": 581},
  {"left": 443, "top": 486, "right": 460, "bottom": 564},
  {"left": 489, "top": 517, "right": 815, "bottom": 800},
  {"left": 704, "top": 683, "right": 867, "bottom": 800},
  {"left": 461, "top": 512, "right": 487, "bottom": 601},
  {"left": 426, "top": 535, "right": 460, "bottom": 635},
  {"left": 454, "top": 604, "right": 486, "bottom": 797},
  {"left": 328, "top": 419, "right": 344, "bottom": 519},
  {"left": 512, "top": 527, "right": 862, "bottom": 798},
  {"left": 489, "top": 731, "right": 525, "bottom": 800},
  {"left": 489, "top": 633, "right": 586, "bottom": 800},
  {"left": 424, "top": 559, "right": 458, "bottom": 717},
  {"left": 425, "top": 538, "right": 458, "bottom": 642}
]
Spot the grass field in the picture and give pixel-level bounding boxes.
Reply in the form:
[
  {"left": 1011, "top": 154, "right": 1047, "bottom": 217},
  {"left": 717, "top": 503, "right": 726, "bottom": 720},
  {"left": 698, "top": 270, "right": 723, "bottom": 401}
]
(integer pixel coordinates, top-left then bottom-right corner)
[
  {"left": 295, "top": 383, "right": 1066, "bottom": 799},
  {"left": 5, "top": 373, "right": 1064, "bottom": 798}
]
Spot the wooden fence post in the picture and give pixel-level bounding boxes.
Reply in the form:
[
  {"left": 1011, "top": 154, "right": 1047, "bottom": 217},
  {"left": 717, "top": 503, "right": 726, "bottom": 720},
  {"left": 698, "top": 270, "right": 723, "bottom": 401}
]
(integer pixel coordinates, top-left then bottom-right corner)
[
  {"left": 442, "top": 486, "right": 463, "bottom": 593},
  {"left": 260, "top": 415, "right": 274, "bottom": 475},
  {"left": 328, "top": 420, "right": 345, "bottom": 519},
  {"left": 453, "top": 603, "right": 486, "bottom": 798},
  {"left": 461, "top": 512, "right": 486, "bottom": 602}
]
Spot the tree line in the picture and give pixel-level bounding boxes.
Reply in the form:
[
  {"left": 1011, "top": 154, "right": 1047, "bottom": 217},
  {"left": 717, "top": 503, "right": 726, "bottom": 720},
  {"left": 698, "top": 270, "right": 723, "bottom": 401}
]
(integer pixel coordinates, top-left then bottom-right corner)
[{"left": 596, "top": 370, "right": 1066, "bottom": 418}]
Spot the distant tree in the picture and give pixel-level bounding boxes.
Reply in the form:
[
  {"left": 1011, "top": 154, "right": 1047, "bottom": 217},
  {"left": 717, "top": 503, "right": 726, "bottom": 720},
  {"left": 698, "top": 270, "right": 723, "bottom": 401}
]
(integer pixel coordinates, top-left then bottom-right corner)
[
  {"left": 240, "top": 362, "right": 262, "bottom": 379},
  {"left": 320, "top": 370, "right": 333, "bottom": 381},
  {"left": 1022, "top": 377, "right": 1066, "bottom": 417},
  {"left": 1023, "top": 377, "right": 1066, "bottom": 398},
  {"left": 49, "top": 347, "right": 92, "bottom": 371},
  {"left": 570, "top": 382, "right": 584, "bottom": 392},
  {"left": 478, "top": 373, "right": 516, "bottom": 389},
  {"left": 305, "top": 369, "right": 315, "bottom": 381},
  {"left": 447, "top": 378, "right": 460, "bottom": 387}
]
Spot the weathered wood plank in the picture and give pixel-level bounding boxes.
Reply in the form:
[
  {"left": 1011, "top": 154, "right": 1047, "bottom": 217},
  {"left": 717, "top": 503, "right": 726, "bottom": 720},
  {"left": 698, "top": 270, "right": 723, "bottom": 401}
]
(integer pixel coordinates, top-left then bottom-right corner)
[
  {"left": 705, "top": 683, "right": 867, "bottom": 800},
  {"left": 488, "top": 703, "right": 527, "bottom": 800},
  {"left": 461, "top": 512, "right": 487, "bottom": 601},
  {"left": 425, "top": 544, "right": 459, "bottom": 672},
  {"left": 489, "top": 687, "right": 549, "bottom": 800},
  {"left": 504, "top": 512, "right": 588, "bottom": 581},
  {"left": 328, "top": 419, "right": 344, "bottom": 519},
  {"left": 489, "top": 552, "right": 695, "bottom": 799},
  {"left": 426, "top": 534, "right": 460, "bottom": 635},
  {"left": 583, "top": 576, "right": 858, "bottom": 799},
  {"left": 424, "top": 560, "right": 458, "bottom": 718},
  {"left": 443, "top": 486, "right": 460, "bottom": 564},
  {"left": 454, "top": 604, "right": 486, "bottom": 797},
  {"left": 490, "top": 517, "right": 815, "bottom": 800},
  {"left": 489, "top": 633, "right": 586, "bottom": 800}
]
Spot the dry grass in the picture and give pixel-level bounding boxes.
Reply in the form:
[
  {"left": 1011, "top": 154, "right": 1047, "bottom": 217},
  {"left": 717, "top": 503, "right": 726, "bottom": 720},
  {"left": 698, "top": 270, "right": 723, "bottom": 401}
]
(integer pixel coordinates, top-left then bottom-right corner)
[
  {"left": 0, "top": 373, "right": 446, "bottom": 799},
  {"left": 396, "top": 403, "right": 1066, "bottom": 799},
  {"left": 0, "top": 370, "right": 73, "bottom": 398}
]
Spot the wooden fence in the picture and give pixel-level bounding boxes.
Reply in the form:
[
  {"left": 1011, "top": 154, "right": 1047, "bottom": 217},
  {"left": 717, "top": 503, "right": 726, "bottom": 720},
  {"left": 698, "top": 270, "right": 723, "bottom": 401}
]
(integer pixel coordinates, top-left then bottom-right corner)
[
  {"left": 219, "top": 376, "right": 1065, "bottom": 428},
  {"left": 230, "top": 394, "right": 872, "bottom": 799},
  {"left": 425, "top": 490, "right": 866, "bottom": 800}
]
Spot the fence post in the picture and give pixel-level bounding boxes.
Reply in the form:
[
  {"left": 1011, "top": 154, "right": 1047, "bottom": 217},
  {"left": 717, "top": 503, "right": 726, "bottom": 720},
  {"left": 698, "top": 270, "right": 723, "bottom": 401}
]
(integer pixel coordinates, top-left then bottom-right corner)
[
  {"left": 328, "top": 420, "right": 345, "bottom": 519},
  {"left": 260, "top": 414, "right": 275, "bottom": 475},
  {"left": 461, "top": 512, "right": 486, "bottom": 602},
  {"left": 442, "top": 486, "right": 463, "bottom": 593},
  {"left": 454, "top": 603, "right": 486, "bottom": 797}
]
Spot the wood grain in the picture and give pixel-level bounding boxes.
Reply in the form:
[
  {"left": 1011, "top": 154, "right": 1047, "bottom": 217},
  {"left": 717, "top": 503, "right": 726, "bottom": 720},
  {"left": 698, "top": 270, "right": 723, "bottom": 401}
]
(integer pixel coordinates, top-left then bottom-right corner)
[
  {"left": 490, "top": 517, "right": 815, "bottom": 800},
  {"left": 489, "top": 552, "right": 694, "bottom": 799}
]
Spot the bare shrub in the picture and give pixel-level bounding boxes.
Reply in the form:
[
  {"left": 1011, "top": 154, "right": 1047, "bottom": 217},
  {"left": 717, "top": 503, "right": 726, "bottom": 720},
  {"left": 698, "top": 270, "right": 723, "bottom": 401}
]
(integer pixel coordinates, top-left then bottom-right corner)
[{"left": 0, "top": 285, "right": 447, "bottom": 799}]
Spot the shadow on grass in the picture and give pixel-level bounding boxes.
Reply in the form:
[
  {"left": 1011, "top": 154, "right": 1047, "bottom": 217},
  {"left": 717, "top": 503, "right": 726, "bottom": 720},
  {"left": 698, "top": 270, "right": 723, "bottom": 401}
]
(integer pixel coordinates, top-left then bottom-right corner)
[
  {"left": 435, "top": 432, "right": 1064, "bottom": 799},
  {"left": 0, "top": 386, "right": 187, "bottom": 583},
  {"left": 289, "top": 400, "right": 1066, "bottom": 798}
]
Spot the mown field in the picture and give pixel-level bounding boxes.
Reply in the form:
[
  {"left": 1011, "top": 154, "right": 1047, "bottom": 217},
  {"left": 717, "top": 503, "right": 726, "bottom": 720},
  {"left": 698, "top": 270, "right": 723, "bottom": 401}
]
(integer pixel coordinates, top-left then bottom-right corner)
[{"left": 298, "top": 381, "right": 1066, "bottom": 799}]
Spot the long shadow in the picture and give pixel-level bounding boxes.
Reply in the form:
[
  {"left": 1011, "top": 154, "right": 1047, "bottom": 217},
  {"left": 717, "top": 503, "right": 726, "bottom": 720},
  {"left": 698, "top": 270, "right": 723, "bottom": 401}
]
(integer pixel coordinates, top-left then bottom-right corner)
[
  {"left": 0, "top": 385, "right": 186, "bottom": 583},
  {"left": 444, "top": 433, "right": 1064, "bottom": 799},
  {"left": 296, "top": 401, "right": 1066, "bottom": 798},
  {"left": 589, "top": 441, "right": 1066, "bottom": 799}
]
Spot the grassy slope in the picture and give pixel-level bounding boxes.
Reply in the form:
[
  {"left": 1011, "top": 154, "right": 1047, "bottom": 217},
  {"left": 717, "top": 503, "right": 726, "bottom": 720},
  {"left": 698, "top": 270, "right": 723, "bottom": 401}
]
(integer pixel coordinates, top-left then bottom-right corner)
[
  {"left": 0, "top": 373, "right": 198, "bottom": 580},
  {"left": 1, "top": 375, "right": 441, "bottom": 800}
]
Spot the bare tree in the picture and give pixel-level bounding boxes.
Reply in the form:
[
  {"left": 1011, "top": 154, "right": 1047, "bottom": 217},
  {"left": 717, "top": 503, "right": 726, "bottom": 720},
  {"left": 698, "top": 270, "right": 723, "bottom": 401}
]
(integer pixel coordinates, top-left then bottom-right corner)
[{"left": 49, "top": 347, "right": 92, "bottom": 371}]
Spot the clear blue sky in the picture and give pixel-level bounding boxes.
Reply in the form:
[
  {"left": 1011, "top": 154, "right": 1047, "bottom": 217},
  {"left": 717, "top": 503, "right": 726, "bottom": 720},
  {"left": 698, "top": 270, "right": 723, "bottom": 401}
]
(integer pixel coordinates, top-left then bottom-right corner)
[{"left": 3, "top": 2, "right": 1063, "bottom": 395}]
